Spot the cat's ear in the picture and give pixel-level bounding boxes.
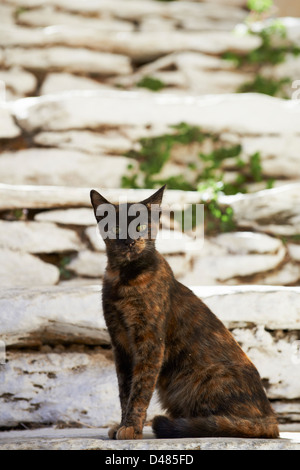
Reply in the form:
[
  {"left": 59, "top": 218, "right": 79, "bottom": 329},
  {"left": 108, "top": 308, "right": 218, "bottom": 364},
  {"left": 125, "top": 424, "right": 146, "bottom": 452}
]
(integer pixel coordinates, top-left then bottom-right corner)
[
  {"left": 141, "top": 185, "right": 166, "bottom": 208},
  {"left": 90, "top": 189, "right": 110, "bottom": 220}
]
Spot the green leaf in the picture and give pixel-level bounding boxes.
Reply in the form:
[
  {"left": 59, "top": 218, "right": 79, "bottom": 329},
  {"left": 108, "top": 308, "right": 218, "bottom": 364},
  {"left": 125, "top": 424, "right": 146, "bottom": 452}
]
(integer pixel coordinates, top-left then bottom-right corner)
[
  {"left": 247, "top": 0, "right": 273, "bottom": 13},
  {"left": 136, "top": 76, "right": 166, "bottom": 92}
]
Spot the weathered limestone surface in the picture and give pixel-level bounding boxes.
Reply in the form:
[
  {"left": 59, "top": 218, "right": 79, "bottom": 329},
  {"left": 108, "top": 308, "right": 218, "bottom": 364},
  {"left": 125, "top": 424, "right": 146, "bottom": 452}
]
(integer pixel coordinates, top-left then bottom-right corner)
[
  {"left": 4, "top": 47, "right": 132, "bottom": 75},
  {"left": 0, "top": 285, "right": 107, "bottom": 347},
  {"left": 40, "top": 73, "right": 111, "bottom": 96},
  {"left": 220, "top": 183, "right": 300, "bottom": 236},
  {"left": 0, "top": 149, "right": 136, "bottom": 187},
  {"left": 0, "top": 220, "right": 84, "bottom": 253},
  {"left": 0, "top": 26, "right": 260, "bottom": 60},
  {"left": 0, "top": 184, "right": 202, "bottom": 210},
  {"left": 0, "top": 249, "right": 60, "bottom": 287},
  {"left": 0, "top": 427, "right": 299, "bottom": 451},
  {"left": 0, "top": 285, "right": 299, "bottom": 428},
  {"left": 34, "top": 208, "right": 95, "bottom": 226},
  {"left": 1, "top": 285, "right": 300, "bottom": 346},
  {"left": 0, "top": 68, "right": 37, "bottom": 98},
  {"left": 12, "top": 91, "right": 300, "bottom": 134},
  {"left": 34, "top": 130, "right": 132, "bottom": 155},
  {"left": 0, "top": 108, "right": 21, "bottom": 139},
  {"left": 181, "top": 232, "right": 287, "bottom": 285}
]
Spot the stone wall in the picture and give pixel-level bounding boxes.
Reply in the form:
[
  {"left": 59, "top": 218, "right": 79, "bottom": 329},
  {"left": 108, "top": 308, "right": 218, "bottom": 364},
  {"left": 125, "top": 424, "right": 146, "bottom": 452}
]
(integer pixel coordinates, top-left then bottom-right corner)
[
  {"left": 0, "top": 0, "right": 299, "bottom": 100},
  {"left": 0, "top": 285, "right": 299, "bottom": 429},
  {"left": 0, "top": 0, "right": 300, "bottom": 432}
]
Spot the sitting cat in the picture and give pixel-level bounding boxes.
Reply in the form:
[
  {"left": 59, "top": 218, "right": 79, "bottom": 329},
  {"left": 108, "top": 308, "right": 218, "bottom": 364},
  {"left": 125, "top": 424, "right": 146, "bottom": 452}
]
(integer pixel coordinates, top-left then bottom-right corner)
[{"left": 90, "top": 185, "right": 279, "bottom": 440}]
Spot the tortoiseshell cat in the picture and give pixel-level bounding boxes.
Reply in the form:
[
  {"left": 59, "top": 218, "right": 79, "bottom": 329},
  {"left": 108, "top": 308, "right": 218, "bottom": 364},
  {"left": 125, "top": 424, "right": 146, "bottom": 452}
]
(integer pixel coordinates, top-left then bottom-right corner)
[{"left": 90, "top": 186, "right": 278, "bottom": 440}]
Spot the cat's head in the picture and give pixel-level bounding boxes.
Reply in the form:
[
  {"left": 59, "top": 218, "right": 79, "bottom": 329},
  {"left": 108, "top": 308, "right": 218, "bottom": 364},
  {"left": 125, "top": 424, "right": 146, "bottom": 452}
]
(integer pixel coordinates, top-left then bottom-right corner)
[{"left": 90, "top": 186, "right": 165, "bottom": 264}]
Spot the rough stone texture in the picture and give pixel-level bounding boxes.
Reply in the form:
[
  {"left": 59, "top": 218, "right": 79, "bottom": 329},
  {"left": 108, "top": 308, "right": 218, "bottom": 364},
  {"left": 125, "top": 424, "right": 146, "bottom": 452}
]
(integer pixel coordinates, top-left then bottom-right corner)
[
  {"left": 0, "top": 331, "right": 298, "bottom": 428},
  {"left": 0, "top": 149, "right": 136, "bottom": 187},
  {"left": 239, "top": 136, "right": 300, "bottom": 180},
  {"left": 118, "top": 51, "right": 251, "bottom": 94},
  {"left": 40, "top": 73, "right": 111, "bottom": 95},
  {"left": 66, "top": 250, "right": 107, "bottom": 278},
  {"left": 34, "top": 208, "right": 95, "bottom": 226},
  {"left": 0, "top": 427, "right": 299, "bottom": 451},
  {"left": 0, "top": 220, "right": 84, "bottom": 254},
  {"left": 17, "top": 6, "right": 134, "bottom": 31},
  {"left": 0, "top": 184, "right": 202, "bottom": 210},
  {"left": 0, "top": 348, "right": 161, "bottom": 428},
  {"left": 181, "top": 232, "right": 286, "bottom": 285},
  {"left": 0, "top": 286, "right": 299, "bottom": 404},
  {"left": 4, "top": 47, "right": 132, "bottom": 75},
  {"left": 0, "top": 285, "right": 108, "bottom": 347},
  {"left": 34, "top": 130, "right": 132, "bottom": 155},
  {"left": 220, "top": 183, "right": 300, "bottom": 236},
  {"left": 13, "top": 91, "right": 300, "bottom": 134},
  {"left": 0, "top": 249, "right": 60, "bottom": 287},
  {"left": 0, "top": 107, "right": 21, "bottom": 139},
  {"left": 0, "top": 25, "right": 261, "bottom": 60},
  {"left": 0, "top": 285, "right": 299, "bottom": 348},
  {"left": 0, "top": 67, "right": 37, "bottom": 98}
]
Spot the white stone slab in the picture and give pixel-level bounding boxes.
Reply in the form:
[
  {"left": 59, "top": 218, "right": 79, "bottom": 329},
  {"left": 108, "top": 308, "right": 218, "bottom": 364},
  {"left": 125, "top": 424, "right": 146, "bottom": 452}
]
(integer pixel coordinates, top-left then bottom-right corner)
[
  {"left": 12, "top": 91, "right": 300, "bottom": 135},
  {"left": 0, "top": 107, "right": 21, "bottom": 138},
  {"left": 0, "top": 285, "right": 106, "bottom": 347},
  {"left": 40, "top": 73, "right": 112, "bottom": 95},
  {"left": 4, "top": 46, "right": 132, "bottom": 75},
  {"left": 34, "top": 208, "right": 95, "bottom": 226},
  {"left": 0, "top": 67, "right": 37, "bottom": 96},
  {"left": 0, "top": 249, "right": 60, "bottom": 287},
  {"left": 288, "top": 244, "right": 300, "bottom": 262},
  {"left": 0, "top": 220, "right": 84, "bottom": 254},
  {"left": 17, "top": 6, "right": 134, "bottom": 31},
  {"left": 0, "top": 428, "right": 299, "bottom": 450},
  {"left": 0, "top": 25, "right": 261, "bottom": 60},
  {"left": 0, "top": 329, "right": 297, "bottom": 428},
  {"left": 220, "top": 183, "right": 300, "bottom": 235},
  {"left": 181, "top": 233, "right": 286, "bottom": 285},
  {"left": 0, "top": 184, "right": 202, "bottom": 210},
  {"left": 1, "top": 285, "right": 300, "bottom": 347},
  {"left": 34, "top": 130, "right": 132, "bottom": 155},
  {"left": 241, "top": 135, "right": 300, "bottom": 179},
  {"left": 66, "top": 250, "right": 107, "bottom": 278},
  {"left": 0, "top": 149, "right": 135, "bottom": 188}
]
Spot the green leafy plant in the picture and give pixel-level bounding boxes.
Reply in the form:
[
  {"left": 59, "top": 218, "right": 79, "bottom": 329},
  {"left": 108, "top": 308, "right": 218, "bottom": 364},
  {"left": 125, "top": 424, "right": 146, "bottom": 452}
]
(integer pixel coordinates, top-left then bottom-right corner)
[
  {"left": 238, "top": 75, "right": 291, "bottom": 98},
  {"left": 222, "top": 0, "right": 300, "bottom": 98},
  {"left": 59, "top": 256, "right": 73, "bottom": 280},
  {"left": 125, "top": 123, "right": 211, "bottom": 185},
  {"left": 247, "top": 0, "right": 273, "bottom": 14},
  {"left": 197, "top": 181, "right": 236, "bottom": 233},
  {"left": 136, "top": 76, "right": 167, "bottom": 92},
  {"left": 122, "top": 123, "right": 275, "bottom": 232}
]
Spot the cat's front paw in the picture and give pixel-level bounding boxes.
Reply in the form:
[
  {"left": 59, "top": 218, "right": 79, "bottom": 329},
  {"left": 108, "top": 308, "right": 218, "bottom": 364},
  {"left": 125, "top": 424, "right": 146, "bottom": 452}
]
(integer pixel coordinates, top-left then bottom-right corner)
[
  {"left": 108, "top": 423, "right": 121, "bottom": 439},
  {"left": 116, "top": 426, "right": 142, "bottom": 440}
]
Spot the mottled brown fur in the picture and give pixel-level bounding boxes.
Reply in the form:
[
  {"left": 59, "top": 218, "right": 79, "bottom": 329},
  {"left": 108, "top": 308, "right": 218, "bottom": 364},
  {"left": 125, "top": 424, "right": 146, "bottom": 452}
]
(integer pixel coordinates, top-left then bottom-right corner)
[{"left": 90, "top": 186, "right": 279, "bottom": 440}]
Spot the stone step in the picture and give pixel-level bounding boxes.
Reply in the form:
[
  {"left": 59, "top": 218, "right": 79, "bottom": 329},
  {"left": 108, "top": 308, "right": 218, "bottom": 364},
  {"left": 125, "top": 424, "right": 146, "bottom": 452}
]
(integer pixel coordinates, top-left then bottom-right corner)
[
  {"left": 219, "top": 183, "right": 300, "bottom": 236},
  {"left": 10, "top": 90, "right": 300, "bottom": 134},
  {"left": 1, "top": 285, "right": 299, "bottom": 348},
  {"left": 0, "top": 183, "right": 202, "bottom": 210},
  {"left": 0, "top": 25, "right": 260, "bottom": 62},
  {"left": 0, "top": 427, "right": 299, "bottom": 450}
]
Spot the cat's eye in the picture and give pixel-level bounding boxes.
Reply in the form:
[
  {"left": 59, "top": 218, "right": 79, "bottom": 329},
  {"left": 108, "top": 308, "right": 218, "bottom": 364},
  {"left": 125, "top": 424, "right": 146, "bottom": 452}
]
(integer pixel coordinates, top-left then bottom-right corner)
[
  {"left": 111, "top": 226, "right": 120, "bottom": 235},
  {"left": 137, "top": 224, "right": 147, "bottom": 232}
]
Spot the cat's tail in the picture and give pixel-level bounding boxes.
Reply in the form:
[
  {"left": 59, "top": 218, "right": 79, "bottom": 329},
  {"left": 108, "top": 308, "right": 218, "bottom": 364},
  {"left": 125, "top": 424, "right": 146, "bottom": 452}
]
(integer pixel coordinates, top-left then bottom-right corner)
[{"left": 152, "top": 414, "right": 279, "bottom": 439}]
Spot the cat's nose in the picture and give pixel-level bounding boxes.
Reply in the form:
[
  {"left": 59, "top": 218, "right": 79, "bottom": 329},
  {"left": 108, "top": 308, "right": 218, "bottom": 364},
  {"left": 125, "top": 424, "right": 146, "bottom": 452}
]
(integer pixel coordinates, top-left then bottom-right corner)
[{"left": 125, "top": 239, "right": 136, "bottom": 247}]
